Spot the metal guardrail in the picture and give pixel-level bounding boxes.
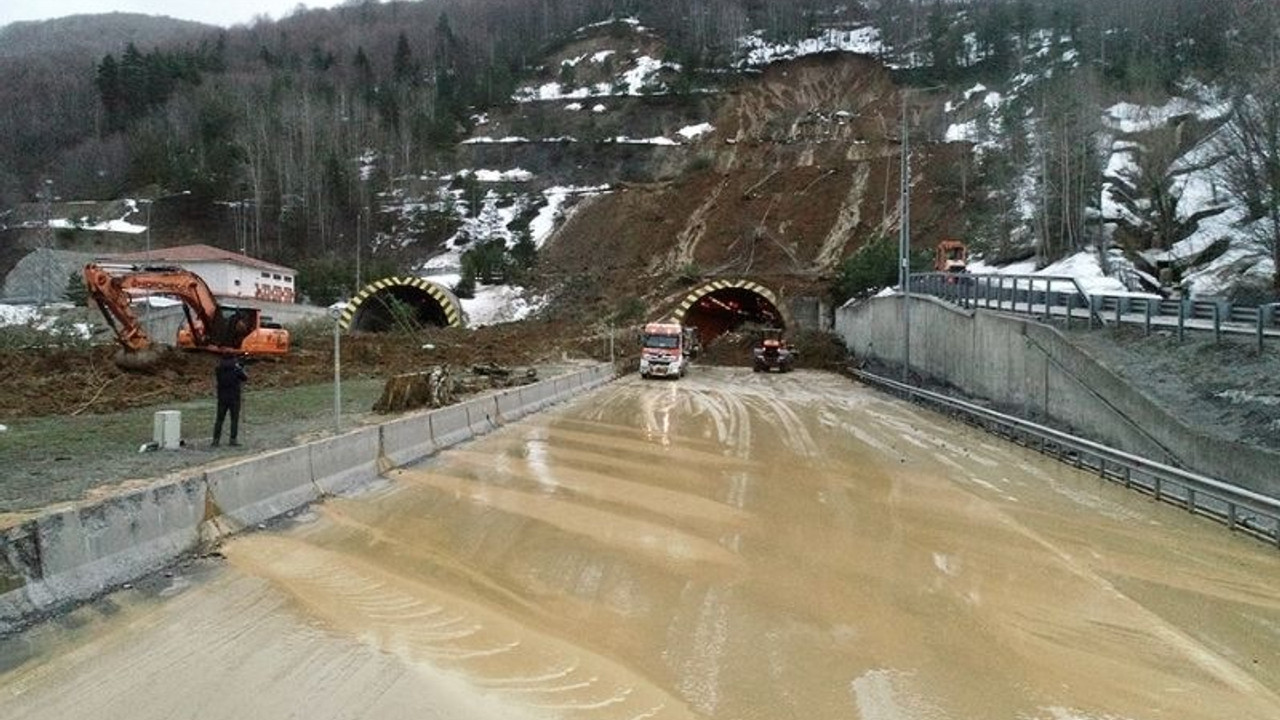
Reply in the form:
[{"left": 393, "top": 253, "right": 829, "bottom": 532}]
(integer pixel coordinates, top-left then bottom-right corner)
[
  {"left": 911, "top": 272, "right": 1280, "bottom": 350},
  {"left": 852, "top": 368, "right": 1280, "bottom": 549}
]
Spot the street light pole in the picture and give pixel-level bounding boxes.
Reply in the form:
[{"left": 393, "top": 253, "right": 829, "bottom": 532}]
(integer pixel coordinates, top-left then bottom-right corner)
[
  {"left": 331, "top": 308, "right": 342, "bottom": 433},
  {"left": 899, "top": 90, "right": 912, "bottom": 384}
]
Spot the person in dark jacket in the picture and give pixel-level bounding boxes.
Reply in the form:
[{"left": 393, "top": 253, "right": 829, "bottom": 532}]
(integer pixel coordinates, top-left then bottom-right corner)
[{"left": 212, "top": 353, "right": 249, "bottom": 447}]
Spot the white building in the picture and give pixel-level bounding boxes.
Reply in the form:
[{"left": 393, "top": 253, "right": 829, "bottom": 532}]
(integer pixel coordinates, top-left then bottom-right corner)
[{"left": 106, "top": 244, "right": 297, "bottom": 304}]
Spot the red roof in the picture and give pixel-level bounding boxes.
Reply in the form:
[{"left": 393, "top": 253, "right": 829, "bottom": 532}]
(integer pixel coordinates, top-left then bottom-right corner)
[{"left": 105, "top": 244, "right": 294, "bottom": 274}]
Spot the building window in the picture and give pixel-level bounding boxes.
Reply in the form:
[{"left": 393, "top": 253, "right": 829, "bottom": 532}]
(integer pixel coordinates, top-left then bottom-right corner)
[
  {"left": 261, "top": 272, "right": 270, "bottom": 278},
  {"left": 234, "top": 279, "right": 241, "bottom": 286}
]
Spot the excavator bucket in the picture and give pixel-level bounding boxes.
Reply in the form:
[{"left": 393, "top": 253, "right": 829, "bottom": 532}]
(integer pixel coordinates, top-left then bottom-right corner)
[{"left": 113, "top": 346, "right": 169, "bottom": 372}]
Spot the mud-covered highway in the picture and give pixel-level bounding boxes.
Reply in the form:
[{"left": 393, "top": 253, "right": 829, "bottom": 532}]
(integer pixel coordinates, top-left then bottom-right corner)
[{"left": 3, "top": 368, "right": 1279, "bottom": 719}]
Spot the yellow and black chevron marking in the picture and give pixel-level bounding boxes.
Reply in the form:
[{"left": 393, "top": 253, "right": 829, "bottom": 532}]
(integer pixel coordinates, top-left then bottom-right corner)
[
  {"left": 338, "top": 276, "right": 464, "bottom": 330},
  {"left": 672, "top": 278, "right": 782, "bottom": 324}
]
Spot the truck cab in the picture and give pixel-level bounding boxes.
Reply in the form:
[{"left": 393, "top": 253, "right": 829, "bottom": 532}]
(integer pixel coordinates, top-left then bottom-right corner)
[
  {"left": 639, "top": 322, "right": 690, "bottom": 379},
  {"left": 752, "top": 328, "right": 796, "bottom": 373}
]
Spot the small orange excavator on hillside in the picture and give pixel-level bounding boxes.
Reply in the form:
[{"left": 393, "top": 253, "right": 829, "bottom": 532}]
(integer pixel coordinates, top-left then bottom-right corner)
[
  {"left": 84, "top": 262, "right": 289, "bottom": 370},
  {"left": 934, "top": 239, "right": 969, "bottom": 273}
]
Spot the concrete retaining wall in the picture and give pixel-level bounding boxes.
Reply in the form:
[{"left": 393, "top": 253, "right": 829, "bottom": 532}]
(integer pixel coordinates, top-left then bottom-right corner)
[
  {"left": 0, "top": 363, "right": 616, "bottom": 633},
  {"left": 836, "top": 296, "right": 1280, "bottom": 497}
]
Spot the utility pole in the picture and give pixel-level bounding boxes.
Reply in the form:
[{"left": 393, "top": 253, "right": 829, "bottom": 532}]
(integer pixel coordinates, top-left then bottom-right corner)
[
  {"left": 38, "top": 179, "right": 54, "bottom": 306},
  {"left": 331, "top": 306, "right": 342, "bottom": 433},
  {"left": 356, "top": 208, "right": 363, "bottom": 290},
  {"left": 899, "top": 91, "right": 912, "bottom": 384}
]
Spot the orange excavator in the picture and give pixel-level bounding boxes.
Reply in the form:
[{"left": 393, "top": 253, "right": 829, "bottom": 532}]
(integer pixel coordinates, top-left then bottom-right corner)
[
  {"left": 84, "top": 262, "right": 289, "bottom": 370},
  {"left": 934, "top": 239, "right": 969, "bottom": 273}
]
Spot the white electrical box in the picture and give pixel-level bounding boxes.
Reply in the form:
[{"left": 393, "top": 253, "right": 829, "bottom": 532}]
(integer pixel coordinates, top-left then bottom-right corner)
[{"left": 153, "top": 410, "right": 182, "bottom": 450}]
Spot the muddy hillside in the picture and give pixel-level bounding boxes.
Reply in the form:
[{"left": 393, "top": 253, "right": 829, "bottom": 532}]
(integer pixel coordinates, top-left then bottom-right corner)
[{"left": 536, "top": 53, "right": 965, "bottom": 314}]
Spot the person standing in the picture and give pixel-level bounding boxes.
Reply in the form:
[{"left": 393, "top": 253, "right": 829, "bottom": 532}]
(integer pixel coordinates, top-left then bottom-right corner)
[{"left": 212, "top": 353, "right": 249, "bottom": 447}]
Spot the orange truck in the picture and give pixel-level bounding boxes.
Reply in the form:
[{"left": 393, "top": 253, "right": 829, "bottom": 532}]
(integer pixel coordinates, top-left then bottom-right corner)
[{"left": 638, "top": 321, "right": 692, "bottom": 379}]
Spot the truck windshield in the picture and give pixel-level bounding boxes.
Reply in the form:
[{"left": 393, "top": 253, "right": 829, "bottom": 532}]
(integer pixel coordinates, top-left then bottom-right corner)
[{"left": 643, "top": 335, "right": 679, "bottom": 349}]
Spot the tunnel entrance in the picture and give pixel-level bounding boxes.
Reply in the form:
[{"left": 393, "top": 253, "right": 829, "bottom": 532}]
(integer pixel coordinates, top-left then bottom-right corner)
[
  {"left": 673, "top": 279, "right": 786, "bottom": 346},
  {"left": 339, "top": 277, "right": 464, "bottom": 332}
]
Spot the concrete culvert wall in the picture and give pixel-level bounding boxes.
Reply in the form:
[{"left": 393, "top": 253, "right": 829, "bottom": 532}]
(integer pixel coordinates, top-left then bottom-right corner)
[
  {"left": 836, "top": 295, "right": 1280, "bottom": 498},
  {"left": 674, "top": 279, "right": 787, "bottom": 346},
  {"left": 339, "top": 277, "right": 464, "bottom": 332}
]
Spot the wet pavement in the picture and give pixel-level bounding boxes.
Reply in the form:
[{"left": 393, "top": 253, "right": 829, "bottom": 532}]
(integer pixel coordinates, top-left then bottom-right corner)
[{"left": 3, "top": 367, "right": 1280, "bottom": 719}]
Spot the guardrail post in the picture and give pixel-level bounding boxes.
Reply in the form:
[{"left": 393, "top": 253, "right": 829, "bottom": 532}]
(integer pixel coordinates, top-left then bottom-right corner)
[
  {"left": 1177, "top": 299, "right": 1186, "bottom": 342},
  {"left": 1259, "top": 306, "right": 1267, "bottom": 354},
  {"left": 997, "top": 276, "right": 1004, "bottom": 310},
  {"left": 1089, "top": 295, "right": 1098, "bottom": 329},
  {"left": 1213, "top": 303, "right": 1221, "bottom": 345},
  {"left": 1144, "top": 298, "right": 1153, "bottom": 335},
  {"left": 1065, "top": 292, "right": 1073, "bottom": 329},
  {"left": 1114, "top": 296, "right": 1122, "bottom": 327},
  {"left": 1043, "top": 280, "right": 1053, "bottom": 321}
]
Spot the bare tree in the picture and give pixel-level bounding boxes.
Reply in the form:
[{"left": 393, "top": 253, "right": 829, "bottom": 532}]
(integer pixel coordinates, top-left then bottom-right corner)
[{"left": 1219, "top": 1, "right": 1280, "bottom": 292}]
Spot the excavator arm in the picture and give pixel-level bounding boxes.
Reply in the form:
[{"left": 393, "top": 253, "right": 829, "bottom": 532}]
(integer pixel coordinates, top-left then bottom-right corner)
[{"left": 85, "top": 263, "right": 163, "bottom": 353}]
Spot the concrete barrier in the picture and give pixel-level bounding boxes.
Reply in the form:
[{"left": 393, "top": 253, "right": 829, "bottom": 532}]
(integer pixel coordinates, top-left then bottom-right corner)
[
  {"left": 521, "top": 381, "right": 554, "bottom": 412},
  {"left": 430, "top": 403, "right": 473, "bottom": 448},
  {"left": 311, "top": 427, "right": 380, "bottom": 496},
  {"left": 206, "top": 445, "right": 318, "bottom": 531},
  {"left": 380, "top": 414, "right": 437, "bottom": 468},
  {"left": 0, "top": 474, "right": 207, "bottom": 629},
  {"left": 495, "top": 388, "right": 529, "bottom": 424},
  {"left": 464, "top": 397, "right": 499, "bottom": 437},
  {"left": 0, "top": 363, "right": 617, "bottom": 633},
  {"left": 552, "top": 376, "right": 573, "bottom": 402},
  {"left": 836, "top": 296, "right": 1280, "bottom": 498}
]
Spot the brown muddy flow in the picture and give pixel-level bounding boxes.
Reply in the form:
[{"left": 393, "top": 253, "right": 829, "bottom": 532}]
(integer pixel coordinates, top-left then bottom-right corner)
[{"left": 3, "top": 367, "right": 1280, "bottom": 719}]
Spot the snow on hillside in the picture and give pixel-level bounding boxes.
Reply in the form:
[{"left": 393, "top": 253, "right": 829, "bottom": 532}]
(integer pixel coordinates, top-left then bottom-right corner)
[
  {"left": 1098, "top": 85, "right": 1273, "bottom": 298},
  {"left": 25, "top": 199, "right": 149, "bottom": 235},
  {"left": 512, "top": 54, "right": 680, "bottom": 102},
  {"left": 927, "top": 24, "right": 1270, "bottom": 301},
  {"left": 968, "top": 250, "right": 1140, "bottom": 296},
  {"left": 0, "top": 303, "right": 39, "bottom": 326},
  {"left": 737, "top": 26, "right": 884, "bottom": 66},
  {"left": 406, "top": 183, "right": 608, "bottom": 326},
  {"left": 0, "top": 302, "right": 92, "bottom": 337}
]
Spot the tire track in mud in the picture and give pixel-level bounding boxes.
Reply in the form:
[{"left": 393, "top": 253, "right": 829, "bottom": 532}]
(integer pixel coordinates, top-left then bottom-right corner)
[{"left": 225, "top": 534, "right": 686, "bottom": 720}]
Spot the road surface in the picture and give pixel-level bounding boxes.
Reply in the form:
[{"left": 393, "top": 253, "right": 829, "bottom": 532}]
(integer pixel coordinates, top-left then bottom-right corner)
[{"left": 3, "top": 368, "right": 1280, "bottom": 719}]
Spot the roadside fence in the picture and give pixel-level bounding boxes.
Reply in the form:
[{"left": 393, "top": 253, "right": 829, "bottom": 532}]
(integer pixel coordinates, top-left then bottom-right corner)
[{"left": 909, "top": 272, "right": 1280, "bottom": 351}]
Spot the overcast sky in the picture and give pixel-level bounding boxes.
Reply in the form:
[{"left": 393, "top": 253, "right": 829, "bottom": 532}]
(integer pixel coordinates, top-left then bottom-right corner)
[{"left": 0, "top": 0, "right": 352, "bottom": 30}]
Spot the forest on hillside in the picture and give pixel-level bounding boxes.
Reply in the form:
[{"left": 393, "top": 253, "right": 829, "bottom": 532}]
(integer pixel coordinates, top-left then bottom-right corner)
[{"left": 0, "top": 0, "right": 1277, "bottom": 283}]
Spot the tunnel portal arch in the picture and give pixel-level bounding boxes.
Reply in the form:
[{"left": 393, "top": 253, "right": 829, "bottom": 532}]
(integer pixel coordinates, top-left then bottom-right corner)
[
  {"left": 339, "top": 276, "right": 464, "bottom": 332},
  {"left": 672, "top": 279, "right": 787, "bottom": 346}
]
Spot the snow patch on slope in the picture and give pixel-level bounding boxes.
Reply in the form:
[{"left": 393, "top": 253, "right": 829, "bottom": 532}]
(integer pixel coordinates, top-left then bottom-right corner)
[{"left": 738, "top": 26, "right": 884, "bottom": 66}]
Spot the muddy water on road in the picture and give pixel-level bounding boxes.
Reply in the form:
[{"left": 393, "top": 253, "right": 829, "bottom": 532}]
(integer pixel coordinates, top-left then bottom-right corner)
[{"left": 4, "top": 368, "right": 1280, "bottom": 719}]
